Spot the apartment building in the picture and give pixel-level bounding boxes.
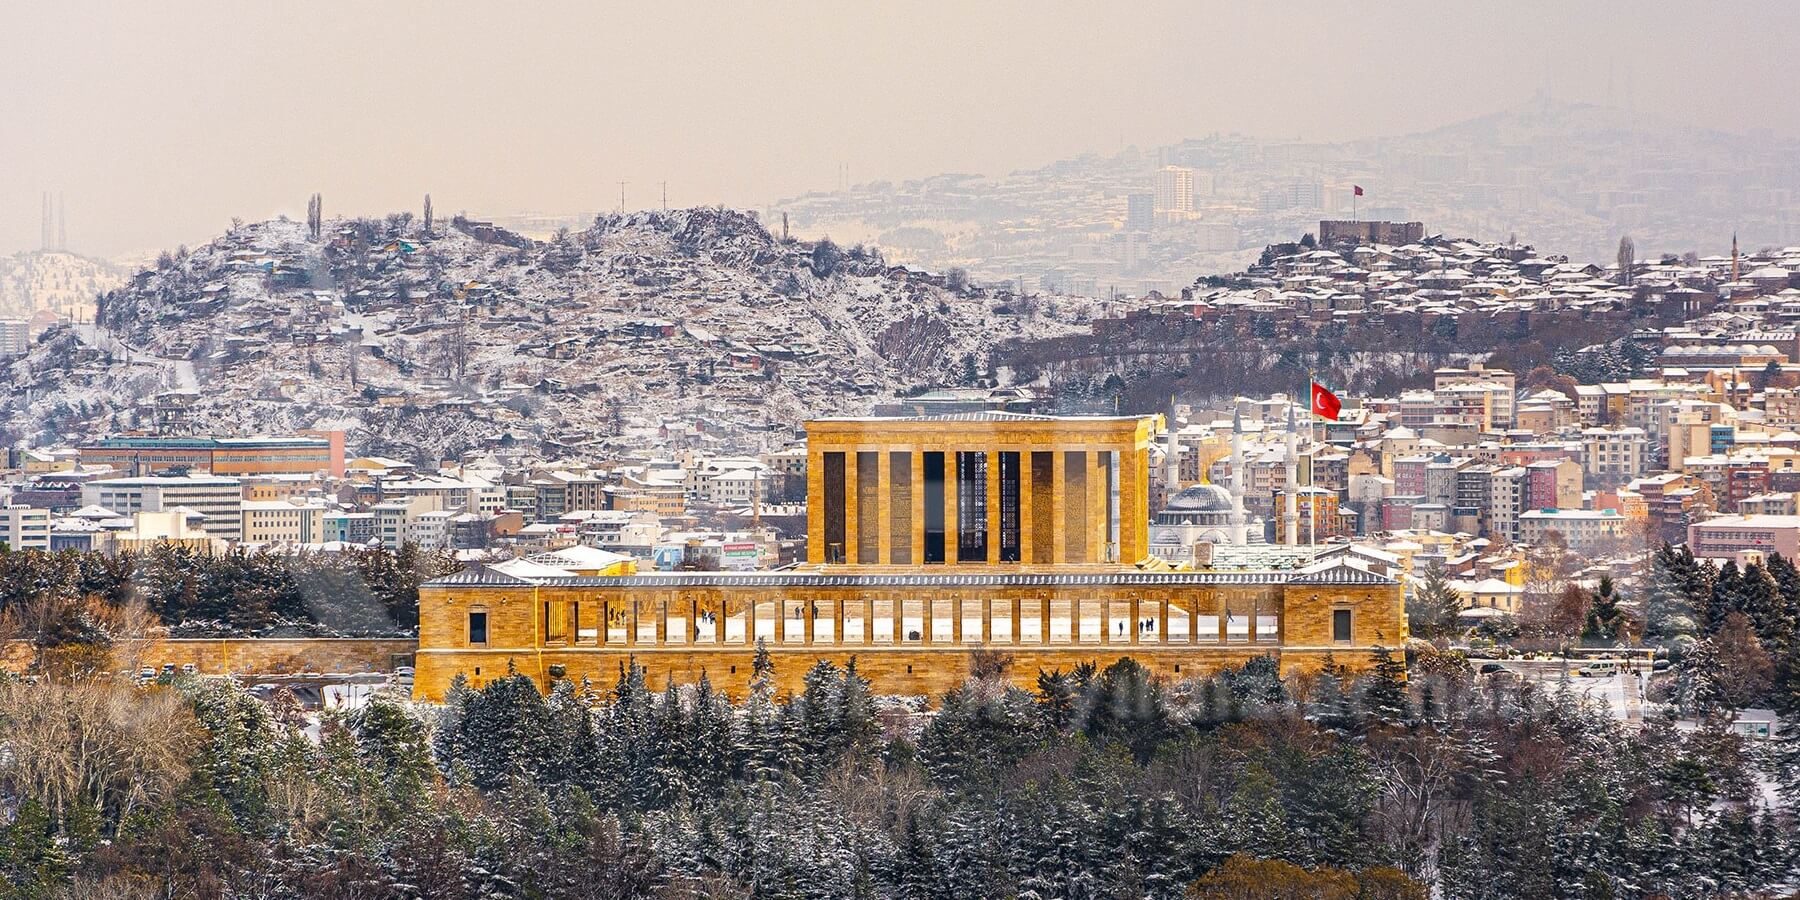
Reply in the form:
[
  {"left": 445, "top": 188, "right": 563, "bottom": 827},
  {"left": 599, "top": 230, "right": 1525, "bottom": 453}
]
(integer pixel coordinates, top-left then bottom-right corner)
[
  {"left": 1434, "top": 364, "right": 1516, "bottom": 429},
  {"left": 1689, "top": 514, "right": 1800, "bottom": 560},
  {"left": 82, "top": 475, "right": 243, "bottom": 541},
  {"left": 1489, "top": 467, "right": 1526, "bottom": 543},
  {"left": 1582, "top": 426, "right": 1648, "bottom": 482},
  {"left": 1518, "top": 508, "right": 1628, "bottom": 551},
  {"left": 371, "top": 496, "right": 444, "bottom": 549},
  {"left": 240, "top": 500, "right": 327, "bottom": 545},
  {"left": 0, "top": 505, "right": 50, "bottom": 551}
]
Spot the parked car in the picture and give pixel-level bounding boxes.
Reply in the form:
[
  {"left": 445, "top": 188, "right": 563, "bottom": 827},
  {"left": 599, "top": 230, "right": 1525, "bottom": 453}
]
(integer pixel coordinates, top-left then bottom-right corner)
[
  {"left": 1577, "top": 660, "right": 1619, "bottom": 678},
  {"left": 1478, "top": 662, "right": 1506, "bottom": 675}
]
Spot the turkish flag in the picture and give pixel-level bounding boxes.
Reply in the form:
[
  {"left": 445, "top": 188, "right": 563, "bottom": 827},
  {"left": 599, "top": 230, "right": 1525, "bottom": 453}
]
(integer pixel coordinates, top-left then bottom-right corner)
[
  {"left": 1311, "top": 381, "right": 1342, "bottom": 420},
  {"left": 1353, "top": 185, "right": 1364, "bottom": 196}
]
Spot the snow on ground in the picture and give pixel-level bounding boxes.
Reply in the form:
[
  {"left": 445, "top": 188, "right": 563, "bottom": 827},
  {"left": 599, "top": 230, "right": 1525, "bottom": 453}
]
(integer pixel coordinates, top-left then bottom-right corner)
[{"left": 1, "top": 210, "right": 1092, "bottom": 459}]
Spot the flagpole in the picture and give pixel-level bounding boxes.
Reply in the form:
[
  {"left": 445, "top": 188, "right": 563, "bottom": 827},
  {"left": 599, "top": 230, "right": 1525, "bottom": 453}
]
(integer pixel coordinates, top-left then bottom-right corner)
[{"left": 1308, "top": 371, "right": 1317, "bottom": 560}]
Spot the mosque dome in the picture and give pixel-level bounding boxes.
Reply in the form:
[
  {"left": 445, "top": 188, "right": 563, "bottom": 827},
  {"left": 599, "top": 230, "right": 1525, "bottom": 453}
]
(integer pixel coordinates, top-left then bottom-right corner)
[{"left": 1166, "top": 483, "right": 1234, "bottom": 513}]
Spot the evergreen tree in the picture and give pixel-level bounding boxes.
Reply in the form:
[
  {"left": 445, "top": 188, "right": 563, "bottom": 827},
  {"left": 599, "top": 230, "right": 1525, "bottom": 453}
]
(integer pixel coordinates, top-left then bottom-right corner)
[
  {"left": 1359, "top": 648, "right": 1410, "bottom": 725},
  {"left": 1645, "top": 543, "right": 1702, "bottom": 647},
  {"left": 1707, "top": 560, "right": 1745, "bottom": 634},
  {"left": 455, "top": 670, "right": 551, "bottom": 790},
  {"left": 1034, "top": 667, "right": 1078, "bottom": 731},
  {"left": 1672, "top": 637, "right": 1731, "bottom": 715},
  {"left": 1580, "top": 575, "right": 1626, "bottom": 645},
  {"left": 1408, "top": 565, "right": 1466, "bottom": 641}
]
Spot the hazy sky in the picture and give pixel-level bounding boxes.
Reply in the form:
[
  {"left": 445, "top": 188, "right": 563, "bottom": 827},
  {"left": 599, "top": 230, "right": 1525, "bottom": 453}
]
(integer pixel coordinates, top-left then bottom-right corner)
[{"left": 6, "top": 1, "right": 1800, "bottom": 259}]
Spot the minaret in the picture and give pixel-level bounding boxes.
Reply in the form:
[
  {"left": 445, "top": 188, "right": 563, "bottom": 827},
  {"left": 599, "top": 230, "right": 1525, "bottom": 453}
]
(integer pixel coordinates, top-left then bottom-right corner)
[
  {"left": 1731, "top": 232, "right": 1740, "bottom": 284},
  {"left": 1229, "top": 408, "right": 1247, "bottom": 545},
  {"left": 1163, "top": 413, "right": 1180, "bottom": 498},
  {"left": 1283, "top": 401, "right": 1299, "bottom": 546}
]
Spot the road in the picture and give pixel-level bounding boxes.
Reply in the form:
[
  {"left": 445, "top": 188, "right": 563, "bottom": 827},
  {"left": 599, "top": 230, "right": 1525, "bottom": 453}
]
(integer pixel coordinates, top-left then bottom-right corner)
[
  {"left": 1487, "top": 659, "right": 1650, "bottom": 724},
  {"left": 73, "top": 323, "right": 198, "bottom": 391}
]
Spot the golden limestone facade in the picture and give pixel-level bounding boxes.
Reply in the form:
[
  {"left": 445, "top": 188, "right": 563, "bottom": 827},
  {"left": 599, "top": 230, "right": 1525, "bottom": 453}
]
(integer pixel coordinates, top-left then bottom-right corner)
[{"left": 413, "top": 414, "right": 1405, "bottom": 701}]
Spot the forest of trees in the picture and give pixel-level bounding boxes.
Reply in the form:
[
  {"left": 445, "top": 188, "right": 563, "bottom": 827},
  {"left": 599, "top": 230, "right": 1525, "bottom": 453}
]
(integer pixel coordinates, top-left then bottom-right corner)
[
  {"left": 0, "top": 545, "right": 459, "bottom": 650},
  {"left": 0, "top": 645, "right": 1793, "bottom": 897},
  {"left": 0, "top": 543, "right": 1796, "bottom": 894}
]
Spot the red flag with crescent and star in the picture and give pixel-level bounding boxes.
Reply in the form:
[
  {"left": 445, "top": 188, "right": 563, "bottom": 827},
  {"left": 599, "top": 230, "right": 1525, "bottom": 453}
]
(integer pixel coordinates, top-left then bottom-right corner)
[{"left": 1311, "top": 381, "right": 1341, "bottom": 420}]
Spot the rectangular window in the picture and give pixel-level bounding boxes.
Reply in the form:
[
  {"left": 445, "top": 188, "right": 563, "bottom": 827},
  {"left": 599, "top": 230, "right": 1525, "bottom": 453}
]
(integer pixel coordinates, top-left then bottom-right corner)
[
  {"left": 822, "top": 452, "right": 846, "bottom": 563},
  {"left": 923, "top": 452, "right": 946, "bottom": 563},
  {"left": 1333, "top": 608, "right": 1352, "bottom": 643},
  {"left": 998, "top": 451, "right": 1021, "bottom": 562},
  {"left": 957, "top": 451, "right": 988, "bottom": 562},
  {"left": 468, "top": 611, "right": 488, "bottom": 645}
]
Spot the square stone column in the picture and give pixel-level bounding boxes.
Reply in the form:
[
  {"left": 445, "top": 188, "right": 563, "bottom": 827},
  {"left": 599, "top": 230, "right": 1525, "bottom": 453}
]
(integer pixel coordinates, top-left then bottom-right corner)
[
  {"left": 1051, "top": 451, "right": 1068, "bottom": 563},
  {"left": 987, "top": 449, "right": 1003, "bottom": 564},
  {"left": 806, "top": 446, "right": 825, "bottom": 563},
  {"left": 1088, "top": 450, "right": 1109, "bottom": 563},
  {"left": 1019, "top": 452, "right": 1035, "bottom": 565},
  {"left": 945, "top": 454, "right": 960, "bottom": 564},
  {"left": 1120, "top": 446, "right": 1147, "bottom": 564},
  {"left": 876, "top": 452, "right": 893, "bottom": 565},
  {"left": 842, "top": 453, "right": 858, "bottom": 565},
  {"left": 910, "top": 452, "right": 927, "bottom": 565}
]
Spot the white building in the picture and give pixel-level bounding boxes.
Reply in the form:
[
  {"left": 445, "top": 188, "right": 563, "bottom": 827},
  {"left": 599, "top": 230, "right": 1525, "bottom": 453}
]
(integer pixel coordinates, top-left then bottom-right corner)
[
  {"left": 1433, "top": 364, "right": 1516, "bottom": 429},
  {"left": 1582, "top": 426, "right": 1649, "bottom": 481},
  {"left": 1518, "top": 508, "right": 1627, "bottom": 551},
  {"left": 82, "top": 475, "right": 243, "bottom": 541},
  {"left": 371, "top": 495, "right": 443, "bottom": 549},
  {"left": 406, "top": 509, "right": 455, "bottom": 549},
  {"left": 0, "top": 505, "right": 50, "bottom": 551},
  {"left": 1488, "top": 467, "right": 1526, "bottom": 543},
  {"left": 1154, "top": 166, "right": 1195, "bottom": 214},
  {"left": 240, "top": 500, "right": 327, "bottom": 545},
  {"left": 0, "top": 320, "right": 29, "bottom": 356},
  {"left": 386, "top": 474, "right": 505, "bottom": 517}
]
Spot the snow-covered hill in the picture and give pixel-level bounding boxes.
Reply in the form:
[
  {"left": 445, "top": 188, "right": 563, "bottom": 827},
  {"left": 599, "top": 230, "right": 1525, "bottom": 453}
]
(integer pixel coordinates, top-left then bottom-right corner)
[
  {"left": 0, "top": 250, "right": 126, "bottom": 321},
  {"left": 2, "top": 209, "right": 1093, "bottom": 460}
]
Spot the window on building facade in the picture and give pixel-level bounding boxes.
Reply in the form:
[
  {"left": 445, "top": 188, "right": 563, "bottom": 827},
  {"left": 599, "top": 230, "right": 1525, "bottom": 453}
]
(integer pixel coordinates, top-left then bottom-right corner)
[
  {"left": 1333, "top": 608, "right": 1353, "bottom": 643},
  {"left": 468, "top": 610, "right": 488, "bottom": 645}
]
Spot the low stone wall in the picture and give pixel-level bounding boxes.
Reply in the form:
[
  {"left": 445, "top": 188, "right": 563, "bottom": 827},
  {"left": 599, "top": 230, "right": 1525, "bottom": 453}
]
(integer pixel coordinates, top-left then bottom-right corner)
[{"left": 7, "top": 638, "right": 418, "bottom": 676}]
